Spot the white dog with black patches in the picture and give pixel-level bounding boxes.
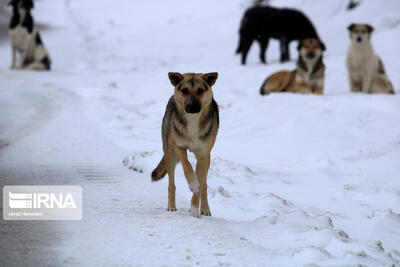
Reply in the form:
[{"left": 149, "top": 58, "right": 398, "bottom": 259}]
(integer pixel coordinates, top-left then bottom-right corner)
[
  {"left": 9, "top": 0, "right": 51, "bottom": 70},
  {"left": 346, "top": 23, "right": 394, "bottom": 94}
]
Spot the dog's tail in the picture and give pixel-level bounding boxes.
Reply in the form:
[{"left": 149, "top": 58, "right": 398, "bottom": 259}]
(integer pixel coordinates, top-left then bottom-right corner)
[{"left": 151, "top": 157, "right": 167, "bottom": 181}]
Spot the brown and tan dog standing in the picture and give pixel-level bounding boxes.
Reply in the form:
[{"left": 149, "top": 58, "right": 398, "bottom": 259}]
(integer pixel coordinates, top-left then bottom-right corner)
[
  {"left": 346, "top": 23, "right": 394, "bottom": 94},
  {"left": 260, "top": 38, "right": 326, "bottom": 95},
  {"left": 152, "top": 72, "right": 219, "bottom": 217}
]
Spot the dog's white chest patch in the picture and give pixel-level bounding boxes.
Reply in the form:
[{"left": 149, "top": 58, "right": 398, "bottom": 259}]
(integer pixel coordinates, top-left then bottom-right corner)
[
  {"left": 183, "top": 114, "right": 204, "bottom": 152},
  {"left": 9, "top": 26, "right": 30, "bottom": 52},
  {"left": 351, "top": 53, "right": 367, "bottom": 69},
  {"left": 186, "top": 115, "right": 199, "bottom": 138},
  {"left": 300, "top": 60, "right": 318, "bottom": 84},
  {"left": 348, "top": 45, "right": 375, "bottom": 72}
]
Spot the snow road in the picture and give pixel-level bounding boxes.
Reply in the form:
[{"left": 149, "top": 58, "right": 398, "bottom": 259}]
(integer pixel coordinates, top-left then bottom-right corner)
[{"left": 1, "top": 0, "right": 400, "bottom": 266}]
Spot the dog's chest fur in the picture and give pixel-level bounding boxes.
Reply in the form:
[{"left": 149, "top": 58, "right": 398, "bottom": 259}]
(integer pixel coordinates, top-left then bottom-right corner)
[
  {"left": 297, "top": 62, "right": 313, "bottom": 83},
  {"left": 9, "top": 25, "right": 31, "bottom": 52},
  {"left": 175, "top": 113, "right": 205, "bottom": 153},
  {"left": 296, "top": 57, "right": 324, "bottom": 85},
  {"left": 347, "top": 45, "right": 376, "bottom": 74}
]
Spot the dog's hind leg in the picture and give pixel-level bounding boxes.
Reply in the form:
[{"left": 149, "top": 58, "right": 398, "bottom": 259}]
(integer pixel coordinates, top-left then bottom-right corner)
[
  {"left": 25, "top": 62, "right": 47, "bottom": 71},
  {"left": 371, "top": 75, "right": 395, "bottom": 94},
  {"left": 280, "top": 38, "right": 290, "bottom": 62},
  {"left": 258, "top": 37, "right": 270, "bottom": 64},
  {"left": 260, "top": 71, "right": 292, "bottom": 95},
  {"left": 195, "top": 154, "right": 211, "bottom": 216}
]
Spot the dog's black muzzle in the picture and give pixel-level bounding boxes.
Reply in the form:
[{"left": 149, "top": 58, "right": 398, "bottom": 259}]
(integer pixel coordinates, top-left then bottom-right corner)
[
  {"left": 306, "top": 52, "right": 315, "bottom": 59},
  {"left": 184, "top": 96, "right": 201, "bottom": 114},
  {"left": 357, "top": 36, "right": 362, "bottom": 43}
]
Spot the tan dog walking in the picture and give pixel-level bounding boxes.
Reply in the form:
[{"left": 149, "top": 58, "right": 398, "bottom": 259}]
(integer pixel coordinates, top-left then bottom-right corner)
[{"left": 152, "top": 72, "right": 219, "bottom": 217}]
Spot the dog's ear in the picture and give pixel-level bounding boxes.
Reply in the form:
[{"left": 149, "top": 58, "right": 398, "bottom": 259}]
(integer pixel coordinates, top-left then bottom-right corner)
[
  {"left": 168, "top": 72, "right": 184, "bottom": 87},
  {"left": 319, "top": 40, "right": 326, "bottom": 51},
  {"left": 347, "top": 23, "right": 356, "bottom": 32},
  {"left": 297, "top": 40, "right": 303, "bottom": 51},
  {"left": 365, "top": 24, "right": 374, "bottom": 33},
  {"left": 202, "top": 72, "right": 218, "bottom": 87}
]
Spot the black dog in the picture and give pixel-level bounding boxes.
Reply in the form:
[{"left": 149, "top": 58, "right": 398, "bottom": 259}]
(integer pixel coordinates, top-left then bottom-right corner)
[{"left": 236, "top": 6, "right": 322, "bottom": 65}]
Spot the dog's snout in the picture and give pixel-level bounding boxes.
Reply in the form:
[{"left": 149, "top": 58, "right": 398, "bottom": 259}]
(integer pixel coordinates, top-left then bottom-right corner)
[
  {"left": 356, "top": 36, "right": 362, "bottom": 43},
  {"left": 306, "top": 52, "right": 315, "bottom": 59},
  {"left": 184, "top": 96, "right": 201, "bottom": 114}
]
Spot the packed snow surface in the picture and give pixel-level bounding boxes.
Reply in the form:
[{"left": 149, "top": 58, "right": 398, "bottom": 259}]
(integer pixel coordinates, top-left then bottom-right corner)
[{"left": 1, "top": 0, "right": 400, "bottom": 266}]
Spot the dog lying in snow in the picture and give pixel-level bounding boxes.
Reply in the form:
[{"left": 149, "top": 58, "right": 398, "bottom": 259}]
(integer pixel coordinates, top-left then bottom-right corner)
[
  {"left": 260, "top": 38, "right": 326, "bottom": 95},
  {"left": 8, "top": 0, "right": 51, "bottom": 70},
  {"left": 346, "top": 23, "right": 394, "bottom": 94}
]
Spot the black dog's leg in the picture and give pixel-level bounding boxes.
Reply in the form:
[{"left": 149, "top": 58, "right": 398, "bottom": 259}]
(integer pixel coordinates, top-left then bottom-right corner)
[
  {"left": 285, "top": 40, "right": 290, "bottom": 61},
  {"left": 240, "top": 37, "right": 253, "bottom": 65},
  {"left": 280, "top": 38, "right": 290, "bottom": 62},
  {"left": 258, "top": 37, "right": 270, "bottom": 64}
]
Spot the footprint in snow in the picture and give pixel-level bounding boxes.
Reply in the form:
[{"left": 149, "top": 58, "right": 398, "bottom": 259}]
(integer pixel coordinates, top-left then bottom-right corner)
[{"left": 122, "top": 151, "right": 158, "bottom": 174}]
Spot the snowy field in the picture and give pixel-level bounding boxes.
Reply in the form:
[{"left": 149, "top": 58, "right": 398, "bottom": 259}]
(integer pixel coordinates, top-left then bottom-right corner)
[{"left": 1, "top": 0, "right": 400, "bottom": 266}]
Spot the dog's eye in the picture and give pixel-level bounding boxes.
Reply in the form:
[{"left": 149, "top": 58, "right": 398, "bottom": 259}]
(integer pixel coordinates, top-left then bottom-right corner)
[
  {"left": 181, "top": 88, "right": 189, "bottom": 95},
  {"left": 197, "top": 88, "right": 205, "bottom": 95}
]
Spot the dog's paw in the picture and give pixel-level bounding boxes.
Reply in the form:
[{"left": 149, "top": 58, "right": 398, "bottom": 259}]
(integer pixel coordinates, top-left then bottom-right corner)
[
  {"left": 200, "top": 208, "right": 211, "bottom": 216},
  {"left": 190, "top": 205, "right": 200, "bottom": 218},
  {"left": 189, "top": 178, "right": 200, "bottom": 194},
  {"left": 10, "top": 65, "right": 16, "bottom": 69},
  {"left": 167, "top": 206, "right": 177, "bottom": 212}
]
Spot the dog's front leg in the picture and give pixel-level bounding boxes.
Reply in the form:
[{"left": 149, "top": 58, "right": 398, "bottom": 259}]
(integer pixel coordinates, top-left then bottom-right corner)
[
  {"left": 312, "top": 81, "right": 324, "bottom": 95},
  {"left": 174, "top": 146, "right": 200, "bottom": 217},
  {"left": 195, "top": 154, "right": 211, "bottom": 216},
  {"left": 313, "top": 86, "right": 324, "bottom": 95},
  {"left": 280, "top": 38, "right": 290, "bottom": 62},
  {"left": 362, "top": 71, "right": 373, "bottom": 94},
  {"left": 165, "top": 150, "right": 178, "bottom": 212},
  {"left": 18, "top": 51, "right": 28, "bottom": 69},
  {"left": 294, "top": 84, "right": 312, "bottom": 94},
  {"left": 10, "top": 46, "right": 17, "bottom": 69}
]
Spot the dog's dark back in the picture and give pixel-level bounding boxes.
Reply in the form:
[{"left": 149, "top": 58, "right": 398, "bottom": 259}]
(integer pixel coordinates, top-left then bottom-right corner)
[
  {"left": 236, "top": 6, "right": 322, "bottom": 64},
  {"left": 239, "top": 6, "right": 319, "bottom": 41}
]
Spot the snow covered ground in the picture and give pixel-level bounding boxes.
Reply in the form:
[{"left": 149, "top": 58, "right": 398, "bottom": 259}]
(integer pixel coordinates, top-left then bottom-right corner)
[{"left": 1, "top": 0, "right": 400, "bottom": 266}]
